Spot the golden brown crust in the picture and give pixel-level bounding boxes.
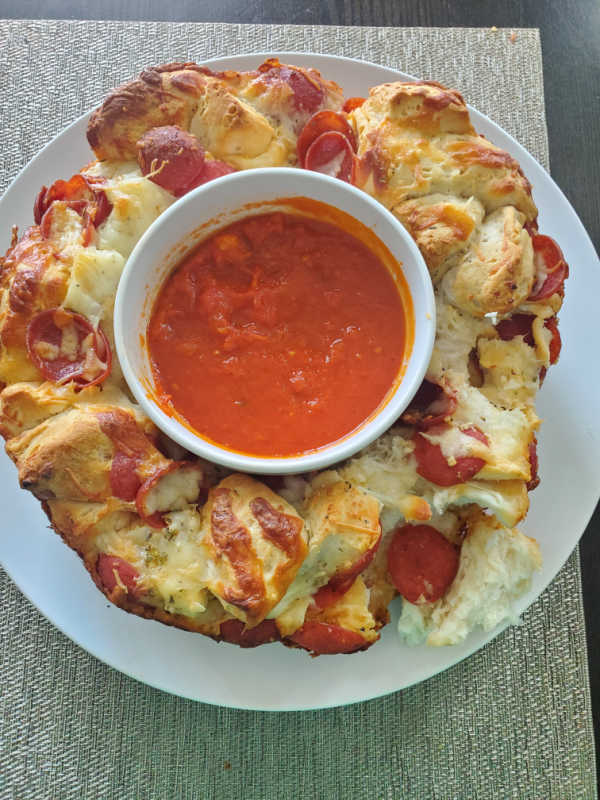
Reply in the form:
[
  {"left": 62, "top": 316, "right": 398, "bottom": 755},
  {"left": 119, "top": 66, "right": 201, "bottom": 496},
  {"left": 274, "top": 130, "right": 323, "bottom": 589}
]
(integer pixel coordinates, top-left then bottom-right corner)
[
  {"left": 5, "top": 405, "right": 162, "bottom": 501},
  {"left": 362, "top": 81, "right": 474, "bottom": 136},
  {"left": 305, "top": 478, "right": 382, "bottom": 555},
  {"left": 0, "top": 380, "right": 132, "bottom": 439},
  {"left": 351, "top": 81, "right": 537, "bottom": 221},
  {"left": 202, "top": 475, "right": 307, "bottom": 625},
  {"left": 87, "top": 59, "right": 344, "bottom": 169},
  {"left": 87, "top": 67, "right": 208, "bottom": 160},
  {"left": 393, "top": 193, "right": 485, "bottom": 283}
]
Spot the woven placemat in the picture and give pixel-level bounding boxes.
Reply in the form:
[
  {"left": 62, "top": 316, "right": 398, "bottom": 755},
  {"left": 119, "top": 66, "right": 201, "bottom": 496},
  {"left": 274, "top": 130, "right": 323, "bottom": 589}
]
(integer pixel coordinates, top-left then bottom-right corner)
[{"left": 0, "top": 21, "right": 596, "bottom": 800}]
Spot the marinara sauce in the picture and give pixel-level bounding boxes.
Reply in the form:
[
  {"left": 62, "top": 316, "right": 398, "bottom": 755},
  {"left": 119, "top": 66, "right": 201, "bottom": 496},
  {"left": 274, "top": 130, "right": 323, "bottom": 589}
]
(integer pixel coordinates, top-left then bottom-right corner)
[{"left": 148, "top": 210, "right": 408, "bottom": 456}]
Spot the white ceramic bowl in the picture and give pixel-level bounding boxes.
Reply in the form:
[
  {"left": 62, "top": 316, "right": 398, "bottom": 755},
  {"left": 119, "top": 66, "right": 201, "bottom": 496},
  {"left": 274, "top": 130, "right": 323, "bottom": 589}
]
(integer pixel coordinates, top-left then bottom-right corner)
[{"left": 114, "top": 167, "right": 435, "bottom": 474}]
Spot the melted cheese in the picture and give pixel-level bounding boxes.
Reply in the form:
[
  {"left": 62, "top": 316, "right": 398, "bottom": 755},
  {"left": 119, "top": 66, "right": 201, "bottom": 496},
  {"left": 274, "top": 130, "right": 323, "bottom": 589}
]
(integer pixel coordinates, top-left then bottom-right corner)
[
  {"left": 190, "top": 87, "right": 289, "bottom": 168},
  {"left": 340, "top": 431, "right": 417, "bottom": 510},
  {"left": 143, "top": 466, "right": 203, "bottom": 515},
  {"left": 428, "top": 295, "right": 494, "bottom": 379},
  {"left": 450, "top": 383, "right": 536, "bottom": 480},
  {"left": 428, "top": 479, "right": 529, "bottom": 528},
  {"left": 85, "top": 162, "right": 173, "bottom": 258},
  {"left": 63, "top": 247, "right": 125, "bottom": 328},
  {"left": 95, "top": 506, "right": 212, "bottom": 618},
  {"left": 46, "top": 205, "right": 87, "bottom": 250},
  {"left": 478, "top": 336, "right": 541, "bottom": 409}
]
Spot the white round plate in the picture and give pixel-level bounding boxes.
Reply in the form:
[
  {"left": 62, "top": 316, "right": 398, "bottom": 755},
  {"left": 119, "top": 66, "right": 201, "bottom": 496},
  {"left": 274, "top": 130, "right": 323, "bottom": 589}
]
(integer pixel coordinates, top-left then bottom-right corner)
[{"left": 1, "top": 53, "right": 599, "bottom": 711}]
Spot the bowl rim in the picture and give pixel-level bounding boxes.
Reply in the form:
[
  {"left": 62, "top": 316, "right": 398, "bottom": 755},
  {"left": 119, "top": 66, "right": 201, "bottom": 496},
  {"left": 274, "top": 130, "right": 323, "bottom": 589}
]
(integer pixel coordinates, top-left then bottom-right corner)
[{"left": 114, "top": 167, "right": 435, "bottom": 474}]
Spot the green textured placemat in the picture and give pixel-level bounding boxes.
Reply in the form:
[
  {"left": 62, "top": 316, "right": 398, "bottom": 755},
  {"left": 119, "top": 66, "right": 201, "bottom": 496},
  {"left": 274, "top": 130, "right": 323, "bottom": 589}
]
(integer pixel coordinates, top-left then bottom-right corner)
[{"left": 0, "top": 20, "right": 596, "bottom": 800}]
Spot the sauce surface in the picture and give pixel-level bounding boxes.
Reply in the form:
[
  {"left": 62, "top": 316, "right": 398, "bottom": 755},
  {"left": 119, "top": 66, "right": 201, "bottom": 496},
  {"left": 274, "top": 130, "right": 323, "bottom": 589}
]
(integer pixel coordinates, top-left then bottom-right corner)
[{"left": 148, "top": 210, "right": 408, "bottom": 456}]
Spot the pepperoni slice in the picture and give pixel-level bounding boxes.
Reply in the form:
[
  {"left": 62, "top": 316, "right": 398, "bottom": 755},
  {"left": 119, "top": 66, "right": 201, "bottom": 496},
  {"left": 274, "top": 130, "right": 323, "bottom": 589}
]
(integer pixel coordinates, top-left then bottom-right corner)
[
  {"left": 413, "top": 424, "right": 487, "bottom": 486},
  {"left": 528, "top": 234, "right": 569, "bottom": 302},
  {"left": 496, "top": 313, "right": 535, "bottom": 345},
  {"left": 496, "top": 313, "right": 561, "bottom": 364},
  {"left": 342, "top": 97, "right": 366, "bottom": 113},
  {"left": 352, "top": 147, "right": 388, "bottom": 193},
  {"left": 527, "top": 436, "right": 540, "bottom": 491},
  {"left": 136, "top": 463, "right": 178, "bottom": 528},
  {"left": 545, "top": 317, "right": 562, "bottom": 364},
  {"left": 311, "top": 582, "right": 351, "bottom": 611},
  {"left": 288, "top": 622, "right": 368, "bottom": 655},
  {"left": 92, "top": 187, "right": 113, "bottom": 228},
  {"left": 34, "top": 174, "right": 89, "bottom": 223},
  {"left": 387, "top": 524, "right": 459, "bottom": 604},
  {"left": 34, "top": 174, "right": 112, "bottom": 239},
  {"left": 110, "top": 451, "right": 142, "bottom": 502},
  {"left": 297, "top": 110, "right": 356, "bottom": 167},
  {"left": 257, "top": 59, "right": 324, "bottom": 114},
  {"left": 26, "top": 308, "right": 112, "bottom": 388},
  {"left": 219, "top": 619, "right": 280, "bottom": 648},
  {"left": 97, "top": 554, "right": 141, "bottom": 597},
  {"left": 312, "top": 533, "right": 381, "bottom": 610},
  {"left": 401, "top": 379, "right": 457, "bottom": 429},
  {"left": 187, "top": 158, "right": 236, "bottom": 189},
  {"left": 304, "top": 131, "right": 354, "bottom": 182},
  {"left": 137, "top": 126, "right": 207, "bottom": 197}
]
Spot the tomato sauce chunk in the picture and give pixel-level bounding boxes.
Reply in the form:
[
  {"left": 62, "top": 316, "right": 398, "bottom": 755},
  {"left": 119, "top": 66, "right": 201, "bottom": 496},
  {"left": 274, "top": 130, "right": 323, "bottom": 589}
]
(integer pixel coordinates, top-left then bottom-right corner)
[
  {"left": 148, "top": 211, "right": 408, "bottom": 457},
  {"left": 387, "top": 524, "right": 459, "bottom": 604}
]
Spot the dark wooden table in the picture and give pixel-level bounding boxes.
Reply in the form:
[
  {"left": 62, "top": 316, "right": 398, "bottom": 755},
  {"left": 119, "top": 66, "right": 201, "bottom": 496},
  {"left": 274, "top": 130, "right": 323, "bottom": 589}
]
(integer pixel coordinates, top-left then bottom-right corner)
[{"left": 4, "top": 0, "right": 600, "bottom": 771}]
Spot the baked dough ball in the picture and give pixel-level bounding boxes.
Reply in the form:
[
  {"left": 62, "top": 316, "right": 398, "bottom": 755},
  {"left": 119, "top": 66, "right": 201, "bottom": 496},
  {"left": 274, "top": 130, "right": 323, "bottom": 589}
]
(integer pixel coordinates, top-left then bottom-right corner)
[
  {"left": 0, "top": 164, "right": 172, "bottom": 392},
  {"left": 268, "top": 473, "right": 382, "bottom": 633},
  {"left": 393, "top": 193, "right": 485, "bottom": 283},
  {"left": 87, "top": 63, "right": 211, "bottom": 161},
  {"left": 5, "top": 403, "right": 205, "bottom": 506},
  {"left": 0, "top": 381, "right": 130, "bottom": 439},
  {"left": 87, "top": 59, "right": 344, "bottom": 170},
  {"left": 200, "top": 474, "right": 308, "bottom": 625},
  {"left": 397, "top": 509, "right": 541, "bottom": 646},
  {"left": 47, "top": 497, "right": 232, "bottom": 636},
  {"left": 442, "top": 205, "right": 535, "bottom": 316},
  {"left": 351, "top": 81, "right": 537, "bottom": 220}
]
